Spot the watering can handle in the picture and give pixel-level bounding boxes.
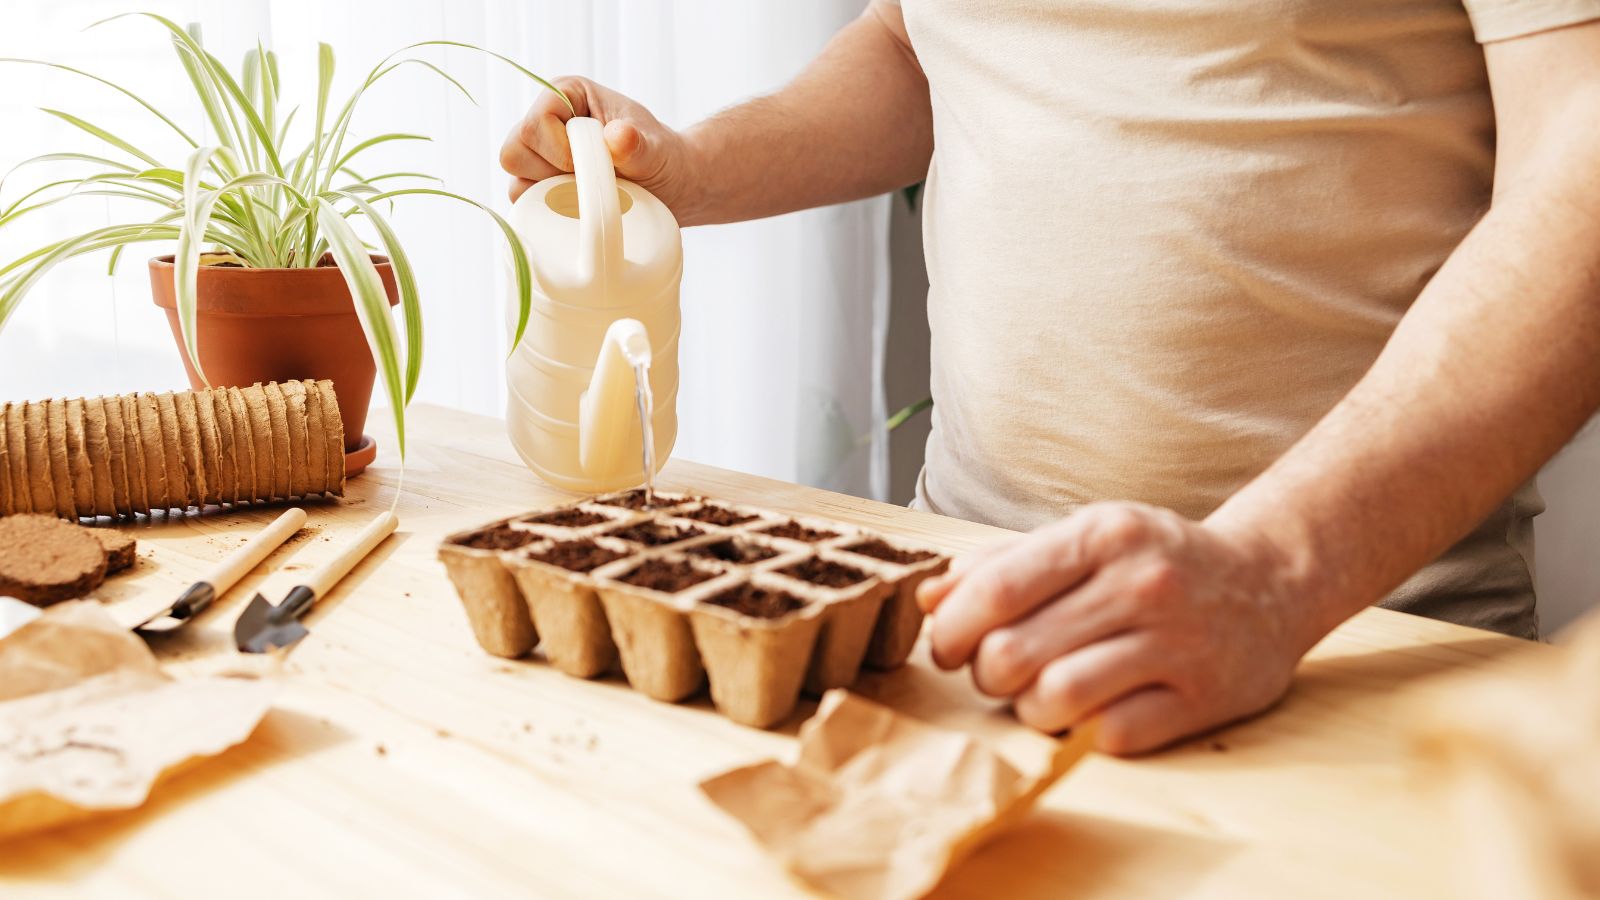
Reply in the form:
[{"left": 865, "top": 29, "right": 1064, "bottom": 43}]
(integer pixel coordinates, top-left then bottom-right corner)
[{"left": 568, "top": 117, "right": 624, "bottom": 299}]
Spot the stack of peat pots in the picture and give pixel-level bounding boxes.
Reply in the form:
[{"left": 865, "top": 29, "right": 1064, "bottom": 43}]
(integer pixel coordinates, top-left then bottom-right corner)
[{"left": 0, "top": 380, "right": 344, "bottom": 519}]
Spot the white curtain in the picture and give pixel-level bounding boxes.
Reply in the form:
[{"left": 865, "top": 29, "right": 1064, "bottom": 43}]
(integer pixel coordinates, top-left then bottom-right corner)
[{"left": 0, "top": 0, "right": 891, "bottom": 499}]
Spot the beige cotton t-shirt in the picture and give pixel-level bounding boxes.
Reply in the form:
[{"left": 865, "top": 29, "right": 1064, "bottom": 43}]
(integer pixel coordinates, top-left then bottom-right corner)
[{"left": 896, "top": 0, "right": 1600, "bottom": 638}]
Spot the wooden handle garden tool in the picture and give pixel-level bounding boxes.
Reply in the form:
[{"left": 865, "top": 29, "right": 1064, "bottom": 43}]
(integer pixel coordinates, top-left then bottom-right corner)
[
  {"left": 233, "top": 511, "right": 399, "bottom": 653},
  {"left": 134, "top": 508, "right": 308, "bottom": 636}
]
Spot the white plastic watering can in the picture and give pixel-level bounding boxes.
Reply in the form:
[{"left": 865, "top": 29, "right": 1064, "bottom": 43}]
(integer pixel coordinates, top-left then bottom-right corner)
[{"left": 504, "top": 117, "right": 681, "bottom": 492}]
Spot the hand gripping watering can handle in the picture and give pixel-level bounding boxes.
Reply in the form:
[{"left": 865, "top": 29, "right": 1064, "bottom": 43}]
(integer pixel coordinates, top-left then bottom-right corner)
[{"left": 567, "top": 116, "right": 624, "bottom": 301}]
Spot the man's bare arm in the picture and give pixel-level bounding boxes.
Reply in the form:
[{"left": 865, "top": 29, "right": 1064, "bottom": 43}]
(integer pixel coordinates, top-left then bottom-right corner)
[
  {"left": 499, "top": 1, "right": 931, "bottom": 226},
  {"left": 917, "top": 20, "right": 1600, "bottom": 754},
  {"left": 1207, "top": 20, "right": 1600, "bottom": 638}
]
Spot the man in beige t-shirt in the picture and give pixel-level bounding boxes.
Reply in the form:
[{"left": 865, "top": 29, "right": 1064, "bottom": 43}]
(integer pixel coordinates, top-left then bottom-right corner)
[{"left": 503, "top": 2, "right": 1600, "bottom": 752}]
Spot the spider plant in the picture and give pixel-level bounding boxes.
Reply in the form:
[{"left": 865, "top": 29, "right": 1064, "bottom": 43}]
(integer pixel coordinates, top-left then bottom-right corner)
[{"left": 0, "top": 12, "right": 569, "bottom": 458}]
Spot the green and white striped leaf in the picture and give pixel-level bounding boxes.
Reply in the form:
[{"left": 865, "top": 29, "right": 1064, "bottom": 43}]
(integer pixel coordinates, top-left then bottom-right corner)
[
  {"left": 0, "top": 152, "right": 137, "bottom": 199},
  {"left": 0, "top": 57, "right": 198, "bottom": 147},
  {"left": 370, "top": 186, "right": 536, "bottom": 352},
  {"left": 174, "top": 147, "right": 277, "bottom": 386},
  {"left": 330, "top": 190, "right": 424, "bottom": 403},
  {"left": 314, "top": 197, "right": 407, "bottom": 458},
  {"left": 37, "top": 109, "right": 163, "bottom": 168},
  {"left": 1, "top": 223, "right": 181, "bottom": 331}
]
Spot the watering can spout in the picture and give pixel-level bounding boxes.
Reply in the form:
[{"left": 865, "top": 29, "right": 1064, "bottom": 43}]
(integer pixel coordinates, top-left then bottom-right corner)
[{"left": 579, "top": 317, "right": 651, "bottom": 477}]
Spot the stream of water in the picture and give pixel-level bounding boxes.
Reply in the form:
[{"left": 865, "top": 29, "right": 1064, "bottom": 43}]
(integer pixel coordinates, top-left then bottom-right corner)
[{"left": 633, "top": 361, "right": 656, "bottom": 508}]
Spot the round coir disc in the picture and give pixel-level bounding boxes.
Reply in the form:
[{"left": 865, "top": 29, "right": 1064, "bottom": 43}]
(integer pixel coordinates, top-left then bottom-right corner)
[
  {"left": 88, "top": 528, "right": 138, "bottom": 575},
  {"left": 0, "top": 514, "right": 109, "bottom": 607}
]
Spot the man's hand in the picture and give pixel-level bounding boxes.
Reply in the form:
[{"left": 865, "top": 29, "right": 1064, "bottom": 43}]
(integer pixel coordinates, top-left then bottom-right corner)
[
  {"left": 498, "top": 2, "right": 930, "bottom": 227},
  {"left": 499, "top": 77, "right": 704, "bottom": 219},
  {"left": 917, "top": 503, "right": 1316, "bottom": 755}
]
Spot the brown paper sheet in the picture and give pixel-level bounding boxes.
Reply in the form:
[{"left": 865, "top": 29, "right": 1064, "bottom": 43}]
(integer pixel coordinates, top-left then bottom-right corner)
[
  {"left": 700, "top": 690, "right": 1092, "bottom": 900},
  {"left": 1410, "top": 612, "right": 1600, "bottom": 900},
  {"left": 0, "top": 601, "right": 279, "bottom": 842}
]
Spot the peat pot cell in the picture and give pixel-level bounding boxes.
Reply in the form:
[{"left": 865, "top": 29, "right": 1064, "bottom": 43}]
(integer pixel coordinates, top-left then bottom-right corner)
[
  {"left": 453, "top": 525, "right": 539, "bottom": 551},
  {"left": 610, "top": 520, "right": 704, "bottom": 547},
  {"left": 779, "top": 556, "right": 870, "bottom": 589},
  {"left": 525, "top": 538, "right": 631, "bottom": 573},
  {"left": 687, "top": 537, "right": 781, "bottom": 566},
  {"left": 705, "top": 582, "right": 807, "bottom": 620},
  {"left": 841, "top": 538, "right": 941, "bottom": 566},
  {"left": 519, "top": 507, "right": 613, "bottom": 529},
  {"left": 617, "top": 557, "right": 719, "bottom": 593},
  {"left": 678, "top": 504, "right": 760, "bottom": 527},
  {"left": 763, "top": 520, "right": 839, "bottom": 543}
]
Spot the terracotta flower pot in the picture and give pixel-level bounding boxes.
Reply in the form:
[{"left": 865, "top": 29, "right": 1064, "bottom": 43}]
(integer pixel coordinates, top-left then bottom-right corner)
[{"left": 149, "top": 255, "right": 399, "bottom": 472}]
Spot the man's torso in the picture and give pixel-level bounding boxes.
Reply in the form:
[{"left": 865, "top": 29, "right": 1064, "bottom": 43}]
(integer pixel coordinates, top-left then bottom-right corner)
[{"left": 901, "top": 0, "right": 1539, "bottom": 635}]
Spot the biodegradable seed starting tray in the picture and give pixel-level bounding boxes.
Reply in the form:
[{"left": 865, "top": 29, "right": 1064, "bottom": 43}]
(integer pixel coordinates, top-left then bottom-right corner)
[
  {"left": 0, "top": 381, "right": 344, "bottom": 520},
  {"left": 438, "top": 490, "right": 951, "bottom": 728}
]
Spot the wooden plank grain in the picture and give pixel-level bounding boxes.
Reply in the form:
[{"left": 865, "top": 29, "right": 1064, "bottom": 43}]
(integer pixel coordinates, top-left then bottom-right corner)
[{"left": 0, "top": 405, "right": 1543, "bottom": 899}]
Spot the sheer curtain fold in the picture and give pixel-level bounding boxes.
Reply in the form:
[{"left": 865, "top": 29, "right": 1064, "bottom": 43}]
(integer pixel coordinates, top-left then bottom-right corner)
[{"left": 0, "top": 0, "right": 891, "bottom": 499}]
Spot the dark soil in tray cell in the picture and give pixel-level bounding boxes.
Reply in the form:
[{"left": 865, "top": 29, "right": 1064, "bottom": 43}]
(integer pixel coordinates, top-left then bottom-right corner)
[
  {"left": 595, "top": 489, "right": 697, "bottom": 510},
  {"left": 454, "top": 525, "right": 539, "bottom": 551},
  {"left": 527, "top": 538, "right": 630, "bottom": 573},
  {"left": 763, "top": 520, "right": 839, "bottom": 543},
  {"left": 779, "top": 556, "right": 870, "bottom": 589},
  {"left": 678, "top": 504, "right": 759, "bottom": 527},
  {"left": 617, "top": 558, "right": 718, "bottom": 593},
  {"left": 595, "top": 489, "right": 654, "bottom": 509},
  {"left": 841, "top": 538, "right": 940, "bottom": 565},
  {"left": 609, "top": 520, "right": 704, "bottom": 547},
  {"left": 520, "top": 508, "right": 612, "bottom": 528},
  {"left": 687, "top": 538, "right": 781, "bottom": 565},
  {"left": 705, "top": 583, "right": 807, "bottom": 620}
]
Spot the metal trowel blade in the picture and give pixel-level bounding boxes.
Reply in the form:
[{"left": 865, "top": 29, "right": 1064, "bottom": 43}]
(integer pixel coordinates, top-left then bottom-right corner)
[
  {"left": 133, "top": 609, "right": 194, "bottom": 636},
  {"left": 233, "top": 593, "right": 309, "bottom": 653},
  {"left": 133, "top": 582, "right": 217, "bottom": 638}
]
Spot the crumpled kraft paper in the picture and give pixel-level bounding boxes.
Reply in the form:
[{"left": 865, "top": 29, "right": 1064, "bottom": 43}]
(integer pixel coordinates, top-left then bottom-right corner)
[
  {"left": 1410, "top": 611, "right": 1600, "bottom": 900},
  {"left": 0, "top": 600, "right": 279, "bottom": 842},
  {"left": 700, "top": 689, "right": 1093, "bottom": 900}
]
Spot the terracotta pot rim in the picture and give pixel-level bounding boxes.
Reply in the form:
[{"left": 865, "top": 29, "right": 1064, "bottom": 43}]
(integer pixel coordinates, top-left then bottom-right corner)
[
  {"left": 149, "top": 253, "right": 400, "bottom": 316},
  {"left": 148, "top": 253, "right": 393, "bottom": 274}
]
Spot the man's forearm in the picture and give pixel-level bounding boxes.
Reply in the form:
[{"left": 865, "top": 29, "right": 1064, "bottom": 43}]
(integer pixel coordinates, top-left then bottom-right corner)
[
  {"left": 679, "top": 2, "right": 932, "bottom": 226},
  {"left": 1207, "top": 33, "right": 1600, "bottom": 644}
]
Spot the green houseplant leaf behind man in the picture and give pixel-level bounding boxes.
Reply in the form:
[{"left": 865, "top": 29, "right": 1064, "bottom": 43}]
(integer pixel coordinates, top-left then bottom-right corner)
[{"left": 501, "top": 1, "right": 1600, "bottom": 754}]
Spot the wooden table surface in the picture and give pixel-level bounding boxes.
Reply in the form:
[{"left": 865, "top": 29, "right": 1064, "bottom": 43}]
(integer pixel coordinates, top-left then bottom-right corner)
[{"left": 1, "top": 405, "right": 1539, "bottom": 898}]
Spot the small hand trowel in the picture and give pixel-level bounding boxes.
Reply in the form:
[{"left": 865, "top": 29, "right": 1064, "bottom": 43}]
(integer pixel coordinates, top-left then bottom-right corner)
[
  {"left": 135, "top": 508, "right": 309, "bottom": 637},
  {"left": 234, "top": 511, "right": 399, "bottom": 653}
]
